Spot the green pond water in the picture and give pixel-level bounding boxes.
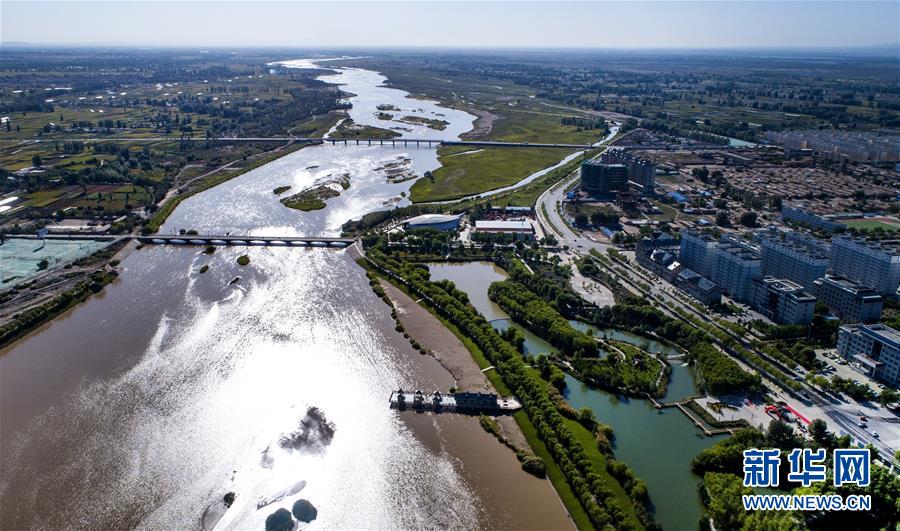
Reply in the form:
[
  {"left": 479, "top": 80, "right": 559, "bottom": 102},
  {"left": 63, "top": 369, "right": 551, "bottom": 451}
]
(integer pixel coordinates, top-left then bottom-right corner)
[
  {"left": 0, "top": 238, "right": 111, "bottom": 286},
  {"left": 428, "top": 261, "right": 725, "bottom": 531}
]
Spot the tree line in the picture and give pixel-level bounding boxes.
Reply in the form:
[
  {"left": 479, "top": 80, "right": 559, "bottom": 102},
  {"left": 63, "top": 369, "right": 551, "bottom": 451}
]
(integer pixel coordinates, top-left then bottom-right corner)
[{"left": 365, "top": 245, "right": 656, "bottom": 530}]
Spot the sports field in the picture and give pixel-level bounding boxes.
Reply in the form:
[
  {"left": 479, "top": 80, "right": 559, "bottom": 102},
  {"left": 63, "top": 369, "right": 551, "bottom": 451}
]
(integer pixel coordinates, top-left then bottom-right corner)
[{"left": 845, "top": 218, "right": 900, "bottom": 232}]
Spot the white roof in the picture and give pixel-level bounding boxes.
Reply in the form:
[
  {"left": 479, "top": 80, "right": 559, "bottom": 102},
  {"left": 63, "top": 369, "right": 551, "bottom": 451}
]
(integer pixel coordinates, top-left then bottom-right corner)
[
  {"left": 475, "top": 220, "right": 533, "bottom": 231},
  {"left": 405, "top": 214, "right": 461, "bottom": 226}
]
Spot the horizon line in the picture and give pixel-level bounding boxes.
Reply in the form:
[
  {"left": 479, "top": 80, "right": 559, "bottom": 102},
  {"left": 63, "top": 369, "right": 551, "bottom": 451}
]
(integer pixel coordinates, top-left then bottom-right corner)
[{"left": 2, "top": 42, "right": 899, "bottom": 52}]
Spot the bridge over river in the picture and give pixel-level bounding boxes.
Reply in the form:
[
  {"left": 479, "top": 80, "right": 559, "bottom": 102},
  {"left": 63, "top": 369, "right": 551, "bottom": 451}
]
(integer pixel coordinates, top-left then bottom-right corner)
[
  {"left": 137, "top": 235, "right": 354, "bottom": 247},
  {"left": 5, "top": 137, "right": 597, "bottom": 150}
]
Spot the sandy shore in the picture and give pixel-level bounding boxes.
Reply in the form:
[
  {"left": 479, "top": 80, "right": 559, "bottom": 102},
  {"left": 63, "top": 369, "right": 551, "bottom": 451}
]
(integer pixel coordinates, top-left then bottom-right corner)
[
  {"left": 380, "top": 280, "right": 493, "bottom": 392},
  {"left": 461, "top": 108, "right": 499, "bottom": 140},
  {"left": 376, "top": 271, "right": 541, "bottom": 452}
]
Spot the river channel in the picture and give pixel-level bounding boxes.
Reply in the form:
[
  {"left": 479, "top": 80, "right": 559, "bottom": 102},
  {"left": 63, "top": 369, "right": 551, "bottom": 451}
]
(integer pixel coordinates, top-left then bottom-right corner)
[
  {"left": 0, "top": 60, "right": 572, "bottom": 530},
  {"left": 428, "top": 261, "right": 724, "bottom": 531}
]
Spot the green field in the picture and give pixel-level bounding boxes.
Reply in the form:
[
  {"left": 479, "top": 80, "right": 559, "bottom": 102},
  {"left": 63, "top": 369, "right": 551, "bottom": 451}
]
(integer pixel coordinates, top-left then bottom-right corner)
[
  {"left": 411, "top": 109, "right": 605, "bottom": 202},
  {"left": 845, "top": 219, "right": 900, "bottom": 232},
  {"left": 411, "top": 146, "right": 571, "bottom": 202},
  {"left": 561, "top": 417, "right": 643, "bottom": 530}
]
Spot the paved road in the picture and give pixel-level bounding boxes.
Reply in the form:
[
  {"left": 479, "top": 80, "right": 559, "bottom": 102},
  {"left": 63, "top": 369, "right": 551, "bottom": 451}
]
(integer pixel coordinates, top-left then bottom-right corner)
[{"left": 534, "top": 165, "right": 900, "bottom": 458}]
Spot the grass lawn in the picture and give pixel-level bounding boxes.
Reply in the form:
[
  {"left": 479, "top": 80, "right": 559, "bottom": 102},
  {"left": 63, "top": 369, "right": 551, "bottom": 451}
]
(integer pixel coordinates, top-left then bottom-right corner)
[
  {"left": 649, "top": 201, "right": 679, "bottom": 222},
  {"left": 411, "top": 146, "right": 572, "bottom": 202},
  {"left": 561, "top": 416, "right": 644, "bottom": 530},
  {"left": 289, "top": 110, "right": 344, "bottom": 138},
  {"left": 329, "top": 119, "right": 401, "bottom": 140},
  {"left": 514, "top": 411, "right": 594, "bottom": 531},
  {"left": 410, "top": 106, "right": 606, "bottom": 202}
]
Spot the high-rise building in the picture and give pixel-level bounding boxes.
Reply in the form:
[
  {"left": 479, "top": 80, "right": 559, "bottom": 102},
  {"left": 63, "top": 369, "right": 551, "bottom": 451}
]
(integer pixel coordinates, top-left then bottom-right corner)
[
  {"left": 580, "top": 161, "right": 628, "bottom": 197},
  {"left": 781, "top": 201, "right": 848, "bottom": 233},
  {"left": 679, "top": 229, "right": 718, "bottom": 276},
  {"left": 600, "top": 148, "right": 656, "bottom": 194},
  {"left": 759, "top": 233, "right": 830, "bottom": 290},
  {"left": 813, "top": 275, "right": 883, "bottom": 323},
  {"left": 710, "top": 236, "right": 762, "bottom": 302},
  {"left": 837, "top": 324, "right": 900, "bottom": 388},
  {"left": 750, "top": 277, "right": 816, "bottom": 325},
  {"left": 830, "top": 237, "right": 900, "bottom": 296}
]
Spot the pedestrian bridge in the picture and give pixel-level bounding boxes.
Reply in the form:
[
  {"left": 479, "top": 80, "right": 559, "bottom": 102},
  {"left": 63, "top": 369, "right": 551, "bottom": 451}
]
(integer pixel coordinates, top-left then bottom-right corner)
[{"left": 137, "top": 235, "right": 354, "bottom": 247}]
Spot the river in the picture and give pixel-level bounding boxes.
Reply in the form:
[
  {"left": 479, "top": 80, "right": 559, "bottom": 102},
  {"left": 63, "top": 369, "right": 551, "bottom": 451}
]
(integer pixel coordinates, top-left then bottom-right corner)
[
  {"left": 428, "top": 261, "right": 724, "bottom": 531},
  {"left": 0, "top": 60, "right": 570, "bottom": 530}
]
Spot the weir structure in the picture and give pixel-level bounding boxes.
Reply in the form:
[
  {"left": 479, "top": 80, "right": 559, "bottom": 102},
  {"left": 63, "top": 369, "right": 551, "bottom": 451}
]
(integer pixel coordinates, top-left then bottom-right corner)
[{"left": 389, "top": 389, "right": 522, "bottom": 414}]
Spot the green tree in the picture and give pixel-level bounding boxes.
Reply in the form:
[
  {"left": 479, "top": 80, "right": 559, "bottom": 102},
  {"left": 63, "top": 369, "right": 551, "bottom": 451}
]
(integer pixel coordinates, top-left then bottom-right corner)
[
  {"left": 878, "top": 388, "right": 898, "bottom": 407},
  {"left": 31, "top": 155, "right": 42, "bottom": 167},
  {"left": 715, "top": 211, "right": 731, "bottom": 227},
  {"left": 808, "top": 418, "right": 831, "bottom": 447},
  {"left": 702, "top": 472, "right": 749, "bottom": 530},
  {"left": 575, "top": 212, "right": 589, "bottom": 227},
  {"left": 578, "top": 407, "right": 596, "bottom": 429},
  {"left": 739, "top": 211, "right": 758, "bottom": 227},
  {"left": 766, "top": 419, "right": 801, "bottom": 450}
]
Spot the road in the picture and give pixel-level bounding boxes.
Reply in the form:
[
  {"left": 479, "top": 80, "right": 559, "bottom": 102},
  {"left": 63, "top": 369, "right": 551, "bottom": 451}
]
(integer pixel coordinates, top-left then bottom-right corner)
[{"left": 532, "top": 150, "right": 899, "bottom": 459}]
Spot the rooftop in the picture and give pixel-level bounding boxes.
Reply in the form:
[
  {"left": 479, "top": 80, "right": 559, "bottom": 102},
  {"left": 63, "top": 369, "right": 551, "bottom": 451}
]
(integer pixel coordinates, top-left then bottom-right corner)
[
  {"left": 761, "top": 235, "right": 830, "bottom": 260},
  {"left": 758, "top": 276, "right": 805, "bottom": 292},
  {"left": 475, "top": 220, "right": 533, "bottom": 232},
  {"left": 405, "top": 214, "right": 462, "bottom": 226},
  {"left": 833, "top": 236, "right": 900, "bottom": 256},
  {"left": 717, "top": 237, "right": 761, "bottom": 261},
  {"left": 860, "top": 323, "right": 900, "bottom": 348},
  {"left": 584, "top": 161, "right": 627, "bottom": 169},
  {"left": 817, "top": 275, "right": 882, "bottom": 297}
]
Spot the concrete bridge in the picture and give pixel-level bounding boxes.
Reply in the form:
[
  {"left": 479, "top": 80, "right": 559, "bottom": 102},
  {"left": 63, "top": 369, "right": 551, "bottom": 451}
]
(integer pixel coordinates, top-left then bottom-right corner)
[
  {"left": 137, "top": 235, "right": 354, "bottom": 247},
  {"left": 7, "top": 137, "right": 596, "bottom": 149}
]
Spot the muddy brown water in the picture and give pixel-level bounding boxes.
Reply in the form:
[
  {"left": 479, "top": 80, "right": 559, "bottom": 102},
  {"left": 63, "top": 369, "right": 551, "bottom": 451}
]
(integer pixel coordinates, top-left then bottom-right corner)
[{"left": 0, "top": 61, "right": 569, "bottom": 530}]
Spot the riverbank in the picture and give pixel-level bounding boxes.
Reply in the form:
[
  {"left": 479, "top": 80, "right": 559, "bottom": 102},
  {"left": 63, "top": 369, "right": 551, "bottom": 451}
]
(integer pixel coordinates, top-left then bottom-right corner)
[
  {"left": 379, "top": 280, "right": 492, "bottom": 393},
  {"left": 0, "top": 238, "right": 130, "bottom": 351},
  {"left": 363, "top": 269, "right": 575, "bottom": 529},
  {"left": 426, "top": 259, "right": 722, "bottom": 530},
  {"left": 145, "top": 142, "right": 308, "bottom": 233}
]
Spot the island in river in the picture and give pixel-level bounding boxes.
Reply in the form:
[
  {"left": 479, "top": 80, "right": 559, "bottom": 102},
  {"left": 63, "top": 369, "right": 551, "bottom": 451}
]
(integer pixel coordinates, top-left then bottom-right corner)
[{"left": 280, "top": 173, "right": 350, "bottom": 211}]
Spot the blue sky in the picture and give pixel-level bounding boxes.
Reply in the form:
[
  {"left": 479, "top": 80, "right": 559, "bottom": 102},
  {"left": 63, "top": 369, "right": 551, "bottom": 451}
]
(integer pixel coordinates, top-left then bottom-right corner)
[{"left": 2, "top": 1, "right": 898, "bottom": 49}]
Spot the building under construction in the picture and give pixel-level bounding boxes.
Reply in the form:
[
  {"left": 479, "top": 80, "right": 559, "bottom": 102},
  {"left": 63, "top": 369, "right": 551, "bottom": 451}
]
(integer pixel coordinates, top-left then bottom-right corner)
[
  {"left": 601, "top": 148, "right": 656, "bottom": 194},
  {"left": 579, "top": 151, "right": 656, "bottom": 200},
  {"left": 580, "top": 161, "right": 628, "bottom": 198}
]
